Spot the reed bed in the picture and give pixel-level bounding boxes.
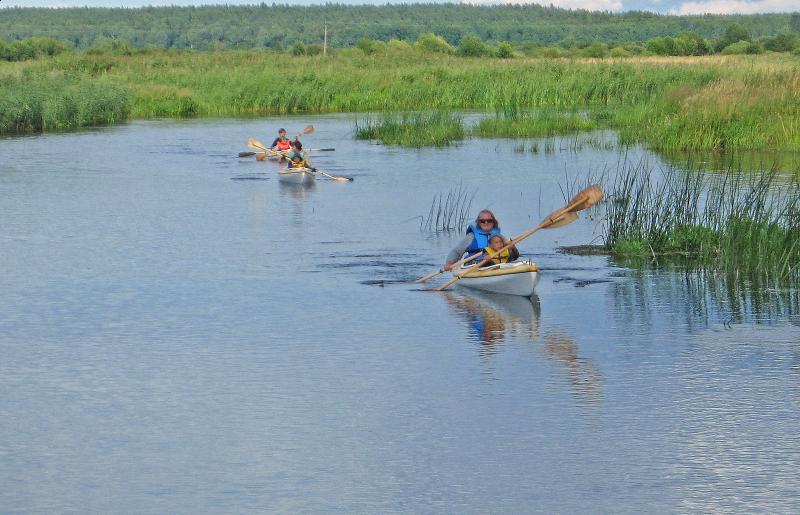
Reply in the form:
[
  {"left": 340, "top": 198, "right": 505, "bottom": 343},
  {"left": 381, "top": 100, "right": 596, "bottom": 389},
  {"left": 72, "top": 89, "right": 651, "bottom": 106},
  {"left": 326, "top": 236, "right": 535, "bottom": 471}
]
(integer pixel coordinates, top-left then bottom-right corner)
[
  {"left": 603, "top": 160, "right": 800, "bottom": 279},
  {"left": 4, "top": 51, "right": 799, "bottom": 152},
  {"left": 422, "top": 183, "right": 476, "bottom": 232},
  {"left": 0, "top": 65, "right": 129, "bottom": 133},
  {"left": 473, "top": 111, "right": 596, "bottom": 138},
  {"left": 354, "top": 112, "right": 464, "bottom": 147}
]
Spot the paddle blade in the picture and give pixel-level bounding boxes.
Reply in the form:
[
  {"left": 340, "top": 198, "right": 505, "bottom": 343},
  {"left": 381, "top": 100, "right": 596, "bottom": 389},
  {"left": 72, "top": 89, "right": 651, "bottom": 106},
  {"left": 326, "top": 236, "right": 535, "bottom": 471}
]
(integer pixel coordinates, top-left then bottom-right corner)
[
  {"left": 302, "top": 125, "right": 315, "bottom": 135},
  {"left": 316, "top": 148, "right": 335, "bottom": 152},
  {"left": 247, "top": 137, "right": 268, "bottom": 151},
  {"left": 256, "top": 152, "right": 267, "bottom": 161},
  {"left": 238, "top": 152, "right": 256, "bottom": 158},
  {"left": 543, "top": 210, "right": 579, "bottom": 228},
  {"left": 566, "top": 185, "right": 604, "bottom": 213}
]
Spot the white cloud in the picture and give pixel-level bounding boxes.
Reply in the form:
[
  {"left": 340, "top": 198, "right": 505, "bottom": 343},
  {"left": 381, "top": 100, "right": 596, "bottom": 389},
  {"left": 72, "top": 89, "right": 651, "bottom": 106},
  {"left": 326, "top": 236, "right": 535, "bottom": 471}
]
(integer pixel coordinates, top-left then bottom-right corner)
[
  {"left": 462, "top": 0, "right": 624, "bottom": 12},
  {"left": 670, "top": 0, "right": 798, "bottom": 14}
]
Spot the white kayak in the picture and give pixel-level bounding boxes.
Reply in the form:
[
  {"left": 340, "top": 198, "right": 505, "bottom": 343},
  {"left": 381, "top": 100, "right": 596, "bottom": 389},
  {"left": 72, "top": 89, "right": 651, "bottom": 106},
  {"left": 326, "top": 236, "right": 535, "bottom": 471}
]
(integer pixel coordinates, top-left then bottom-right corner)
[
  {"left": 277, "top": 167, "right": 316, "bottom": 185},
  {"left": 453, "top": 260, "right": 539, "bottom": 296}
]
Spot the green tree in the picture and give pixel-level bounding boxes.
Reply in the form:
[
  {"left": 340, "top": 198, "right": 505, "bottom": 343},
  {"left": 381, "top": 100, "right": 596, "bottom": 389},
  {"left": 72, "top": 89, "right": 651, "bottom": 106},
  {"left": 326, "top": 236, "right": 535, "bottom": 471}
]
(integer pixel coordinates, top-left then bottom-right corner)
[
  {"left": 416, "top": 33, "right": 454, "bottom": 54},
  {"left": 646, "top": 36, "right": 676, "bottom": 55},
  {"left": 675, "top": 31, "right": 710, "bottom": 55},
  {"left": 723, "top": 23, "right": 750, "bottom": 47},
  {"left": 762, "top": 33, "right": 798, "bottom": 52},
  {"left": 791, "top": 13, "right": 800, "bottom": 34},
  {"left": 496, "top": 41, "right": 514, "bottom": 58},
  {"left": 457, "top": 35, "right": 489, "bottom": 57}
]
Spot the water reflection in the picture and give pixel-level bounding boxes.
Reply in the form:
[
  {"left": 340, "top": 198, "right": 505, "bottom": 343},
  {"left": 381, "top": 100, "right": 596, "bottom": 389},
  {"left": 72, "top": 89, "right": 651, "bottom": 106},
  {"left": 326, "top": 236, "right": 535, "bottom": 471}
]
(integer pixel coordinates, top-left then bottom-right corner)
[
  {"left": 442, "top": 291, "right": 541, "bottom": 352},
  {"left": 278, "top": 181, "right": 315, "bottom": 227},
  {"left": 542, "top": 333, "right": 603, "bottom": 405},
  {"left": 611, "top": 261, "right": 800, "bottom": 330},
  {"left": 443, "top": 290, "right": 603, "bottom": 404}
]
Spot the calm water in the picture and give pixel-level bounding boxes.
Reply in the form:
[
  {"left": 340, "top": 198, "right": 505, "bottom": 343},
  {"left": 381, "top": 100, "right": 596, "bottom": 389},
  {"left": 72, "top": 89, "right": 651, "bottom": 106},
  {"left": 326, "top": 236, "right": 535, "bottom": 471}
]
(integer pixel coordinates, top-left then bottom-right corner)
[{"left": 2, "top": 116, "right": 799, "bottom": 513}]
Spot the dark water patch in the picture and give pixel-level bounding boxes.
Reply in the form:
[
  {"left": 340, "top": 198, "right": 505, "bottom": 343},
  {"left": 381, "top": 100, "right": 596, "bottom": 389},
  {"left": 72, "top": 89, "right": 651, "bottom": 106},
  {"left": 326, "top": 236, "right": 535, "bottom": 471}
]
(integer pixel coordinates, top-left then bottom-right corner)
[
  {"left": 230, "top": 175, "right": 270, "bottom": 180},
  {"left": 553, "top": 276, "right": 616, "bottom": 287},
  {"left": 559, "top": 245, "right": 611, "bottom": 256}
]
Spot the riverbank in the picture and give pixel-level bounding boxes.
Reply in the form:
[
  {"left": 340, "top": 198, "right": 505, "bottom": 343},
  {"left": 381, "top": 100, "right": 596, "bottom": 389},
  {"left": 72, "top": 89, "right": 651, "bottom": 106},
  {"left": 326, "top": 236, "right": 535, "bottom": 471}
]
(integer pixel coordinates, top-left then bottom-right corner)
[{"left": 2, "top": 51, "right": 798, "bottom": 151}]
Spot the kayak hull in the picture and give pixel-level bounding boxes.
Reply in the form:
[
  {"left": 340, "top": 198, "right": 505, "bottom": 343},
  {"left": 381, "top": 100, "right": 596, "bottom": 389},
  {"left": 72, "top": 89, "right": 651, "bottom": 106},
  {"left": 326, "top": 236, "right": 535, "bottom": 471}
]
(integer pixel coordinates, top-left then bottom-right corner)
[
  {"left": 277, "top": 168, "right": 315, "bottom": 185},
  {"left": 454, "top": 261, "right": 539, "bottom": 296}
]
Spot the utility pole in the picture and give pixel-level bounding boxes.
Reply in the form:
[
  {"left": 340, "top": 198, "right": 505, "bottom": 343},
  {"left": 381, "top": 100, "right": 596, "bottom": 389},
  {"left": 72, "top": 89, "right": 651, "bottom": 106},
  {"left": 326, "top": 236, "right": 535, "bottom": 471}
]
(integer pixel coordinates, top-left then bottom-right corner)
[{"left": 323, "top": 23, "right": 328, "bottom": 57}]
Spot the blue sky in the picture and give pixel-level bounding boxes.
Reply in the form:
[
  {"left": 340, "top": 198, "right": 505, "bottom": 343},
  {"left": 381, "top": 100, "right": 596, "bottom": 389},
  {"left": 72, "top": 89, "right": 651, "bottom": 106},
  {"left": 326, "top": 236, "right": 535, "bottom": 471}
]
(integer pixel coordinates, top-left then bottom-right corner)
[{"left": 1, "top": 0, "right": 797, "bottom": 15}]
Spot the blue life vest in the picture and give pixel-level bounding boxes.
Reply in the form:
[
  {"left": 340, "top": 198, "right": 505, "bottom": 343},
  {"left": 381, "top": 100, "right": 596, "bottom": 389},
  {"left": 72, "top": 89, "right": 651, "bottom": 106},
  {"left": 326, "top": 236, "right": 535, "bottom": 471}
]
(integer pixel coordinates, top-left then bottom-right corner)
[{"left": 464, "top": 223, "right": 501, "bottom": 255}]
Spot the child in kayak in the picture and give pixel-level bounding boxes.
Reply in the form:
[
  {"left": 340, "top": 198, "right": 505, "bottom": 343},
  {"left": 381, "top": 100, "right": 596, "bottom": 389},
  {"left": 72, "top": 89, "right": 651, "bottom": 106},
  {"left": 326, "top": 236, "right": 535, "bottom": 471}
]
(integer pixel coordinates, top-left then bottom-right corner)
[
  {"left": 285, "top": 140, "right": 313, "bottom": 170},
  {"left": 481, "top": 234, "right": 519, "bottom": 267}
]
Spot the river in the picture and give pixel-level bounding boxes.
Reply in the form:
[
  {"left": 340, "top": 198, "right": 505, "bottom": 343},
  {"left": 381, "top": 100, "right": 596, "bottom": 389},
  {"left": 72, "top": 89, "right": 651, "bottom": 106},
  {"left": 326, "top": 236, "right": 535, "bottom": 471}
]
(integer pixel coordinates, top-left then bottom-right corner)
[{"left": 1, "top": 115, "right": 798, "bottom": 513}]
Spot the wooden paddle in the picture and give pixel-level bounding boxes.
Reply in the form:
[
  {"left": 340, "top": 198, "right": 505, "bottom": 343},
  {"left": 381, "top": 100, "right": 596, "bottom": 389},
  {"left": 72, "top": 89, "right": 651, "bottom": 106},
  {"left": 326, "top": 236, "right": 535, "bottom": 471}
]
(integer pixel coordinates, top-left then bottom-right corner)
[
  {"left": 312, "top": 168, "right": 353, "bottom": 182},
  {"left": 247, "top": 125, "right": 314, "bottom": 153},
  {"left": 433, "top": 185, "right": 603, "bottom": 292},
  {"left": 238, "top": 148, "right": 334, "bottom": 158},
  {"left": 415, "top": 251, "right": 486, "bottom": 284}
]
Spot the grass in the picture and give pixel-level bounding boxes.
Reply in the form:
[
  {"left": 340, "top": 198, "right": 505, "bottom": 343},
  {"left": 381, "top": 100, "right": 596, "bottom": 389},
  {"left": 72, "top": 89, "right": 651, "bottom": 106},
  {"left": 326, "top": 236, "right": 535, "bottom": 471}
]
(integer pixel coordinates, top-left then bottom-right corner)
[
  {"left": 2, "top": 51, "right": 799, "bottom": 152},
  {"left": 354, "top": 111, "right": 464, "bottom": 147},
  {"left": 602, "top": 159, "right": 800, "bottom": 280},
  {"left": 0, "top": 65, "right": 129, "bottom": 133},
  {"left": 422, "top": 183, "right": 476, "bottom": 232},
  {"left": 473, "top": 110, "right": 596, "bottom": 138}
]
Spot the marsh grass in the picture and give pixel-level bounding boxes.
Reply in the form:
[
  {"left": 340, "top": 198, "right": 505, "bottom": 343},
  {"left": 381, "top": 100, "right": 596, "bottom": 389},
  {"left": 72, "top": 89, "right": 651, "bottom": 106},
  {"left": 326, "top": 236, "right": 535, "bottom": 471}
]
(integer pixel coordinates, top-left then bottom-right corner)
[
  {"left": 3, "top": 52, "right": 798, "bottom": 153},
  {"left": 354, "top": 112, "right": 464, "bottom": 147},
  {"left": 422, "top": 183, "right": 476, "bottom": 232},
  {"left": 604, "top": 159, "right": 800, "bottom": 279},
  {"left": 473, "top": 111, "right": 596, "bottom": 138},
  {"left": 0, "top": 65, "right": 129, "bottom": 133}
]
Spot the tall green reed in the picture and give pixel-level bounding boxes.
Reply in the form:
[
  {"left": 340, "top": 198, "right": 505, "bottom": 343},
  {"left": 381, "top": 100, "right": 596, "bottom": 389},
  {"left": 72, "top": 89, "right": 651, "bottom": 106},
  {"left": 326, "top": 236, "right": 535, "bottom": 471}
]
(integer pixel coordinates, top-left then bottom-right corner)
[{"left": 603, "top": 158, "right": 800, "bottom": 280}]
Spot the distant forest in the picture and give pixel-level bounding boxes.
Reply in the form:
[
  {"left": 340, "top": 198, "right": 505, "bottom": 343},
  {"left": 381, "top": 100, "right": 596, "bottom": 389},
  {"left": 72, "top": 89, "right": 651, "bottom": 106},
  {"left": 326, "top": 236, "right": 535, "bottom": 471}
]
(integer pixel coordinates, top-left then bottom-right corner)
[{"left": 1, "top": 4, "right": 798, "bottom": 50}]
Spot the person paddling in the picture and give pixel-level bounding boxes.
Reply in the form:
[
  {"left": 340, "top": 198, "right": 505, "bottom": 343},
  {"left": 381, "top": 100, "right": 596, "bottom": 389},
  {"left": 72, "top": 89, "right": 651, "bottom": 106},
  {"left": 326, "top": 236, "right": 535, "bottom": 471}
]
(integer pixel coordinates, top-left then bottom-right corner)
[
  {"left": 481, "top": 234, "right": 519, "bottom": 267},
  {"left": 271, "top": 128, "right": 293, "bottom": 153},
  {"left": 443, "top": 210, "right": 502, "bottom": 271}
]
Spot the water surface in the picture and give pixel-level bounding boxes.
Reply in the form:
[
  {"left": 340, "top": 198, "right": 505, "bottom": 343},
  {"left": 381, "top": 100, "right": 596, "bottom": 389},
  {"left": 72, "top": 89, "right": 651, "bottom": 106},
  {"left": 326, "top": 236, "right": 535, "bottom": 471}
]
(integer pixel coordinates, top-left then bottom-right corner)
[{"left": 1, "top": 116, "right": 798, "bottom": 513}]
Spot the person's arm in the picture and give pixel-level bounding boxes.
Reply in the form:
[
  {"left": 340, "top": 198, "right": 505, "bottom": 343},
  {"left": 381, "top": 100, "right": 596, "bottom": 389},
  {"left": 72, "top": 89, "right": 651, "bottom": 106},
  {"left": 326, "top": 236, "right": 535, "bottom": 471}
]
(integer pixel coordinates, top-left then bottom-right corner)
[{"left": 444, "top": 234, "right": 475, "bottom": 270}]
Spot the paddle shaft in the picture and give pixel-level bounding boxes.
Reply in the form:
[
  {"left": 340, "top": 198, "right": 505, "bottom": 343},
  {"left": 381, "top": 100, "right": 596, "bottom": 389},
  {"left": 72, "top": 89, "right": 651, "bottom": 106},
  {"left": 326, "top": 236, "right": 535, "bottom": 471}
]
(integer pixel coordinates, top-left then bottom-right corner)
[{"left": 415, "top": 251, "right": 485, "bottom": 284}]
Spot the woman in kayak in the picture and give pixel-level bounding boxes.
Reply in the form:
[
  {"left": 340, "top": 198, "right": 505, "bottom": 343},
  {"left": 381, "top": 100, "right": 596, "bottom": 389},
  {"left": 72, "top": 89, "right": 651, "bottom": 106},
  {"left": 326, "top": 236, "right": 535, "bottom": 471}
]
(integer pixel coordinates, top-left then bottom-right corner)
[
  {"left": 480, "top": 234, "right": 519, "bottom": 267},
  {"left": 443, "top": 210, "right": 503, "bottom": 271},
  {"left": 271, "top": 128, "right": 293, "bottom": 153}
]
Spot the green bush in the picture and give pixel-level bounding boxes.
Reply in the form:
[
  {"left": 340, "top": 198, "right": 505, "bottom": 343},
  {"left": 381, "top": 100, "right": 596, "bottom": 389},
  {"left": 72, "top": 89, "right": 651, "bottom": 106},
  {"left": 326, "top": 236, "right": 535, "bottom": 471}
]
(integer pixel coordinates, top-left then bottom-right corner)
[
  {"left": 721, "top": 40, "right": 763, "bottom": 55},
  {"left": 356, "top": 38, "right": 384, "bottom": 55},
  {"left": 761, "top": 33, "right": 799, "bottom": 52},
  {"left": 496, "top": 42, "right": 514, "bottom": 59},
  {"left": 416, "top": 33, "right": 454, "bottom": 54},
  {"left": 582, "top": 42, "right": 608, "bottom": 58},
  {"left": 457, "top": 35, "right": 489, "bottom": 57},
  {"left": 610, "top": 46, "right": 631, "bottom": 57},
  {"left": 290, "top": 41, "right": 307, "bottom": 56}
]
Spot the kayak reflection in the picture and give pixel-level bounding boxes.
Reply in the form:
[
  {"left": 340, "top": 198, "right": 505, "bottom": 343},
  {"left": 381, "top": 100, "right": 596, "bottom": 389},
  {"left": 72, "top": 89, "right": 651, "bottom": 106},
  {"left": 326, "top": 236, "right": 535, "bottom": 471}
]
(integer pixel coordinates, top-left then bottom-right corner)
[
  {"left": 443, "top": 290, "right": 603, "bottom": 403},
  {"left": 442, "top": 291, "right": 541, "bottom": 354}
]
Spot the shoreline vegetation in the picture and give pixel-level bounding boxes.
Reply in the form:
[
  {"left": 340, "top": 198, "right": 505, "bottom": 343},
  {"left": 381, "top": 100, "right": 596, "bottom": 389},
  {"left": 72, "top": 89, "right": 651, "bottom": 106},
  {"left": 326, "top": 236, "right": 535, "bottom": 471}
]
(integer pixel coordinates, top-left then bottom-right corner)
[
  {"left": 596, "top": 163, "right": 799, "bottom": 281},
  {"left": 1, "top": 46, "right": 798, "bottom": 152}
]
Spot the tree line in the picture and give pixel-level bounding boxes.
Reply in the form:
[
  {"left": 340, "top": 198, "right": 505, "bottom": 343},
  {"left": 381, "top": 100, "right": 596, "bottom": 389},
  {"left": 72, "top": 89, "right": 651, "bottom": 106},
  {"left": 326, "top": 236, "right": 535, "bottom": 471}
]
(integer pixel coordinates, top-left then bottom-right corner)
[{"left": 0, "top": 4, "right": 798, "bottom": 54}]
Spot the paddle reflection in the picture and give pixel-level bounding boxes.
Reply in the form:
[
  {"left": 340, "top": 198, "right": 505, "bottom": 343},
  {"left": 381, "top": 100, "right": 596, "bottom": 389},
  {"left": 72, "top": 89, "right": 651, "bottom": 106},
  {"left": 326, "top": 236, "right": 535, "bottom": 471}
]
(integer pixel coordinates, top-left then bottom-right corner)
[{"left": 542, "top": 333, "right": 603, "bottom": 404}]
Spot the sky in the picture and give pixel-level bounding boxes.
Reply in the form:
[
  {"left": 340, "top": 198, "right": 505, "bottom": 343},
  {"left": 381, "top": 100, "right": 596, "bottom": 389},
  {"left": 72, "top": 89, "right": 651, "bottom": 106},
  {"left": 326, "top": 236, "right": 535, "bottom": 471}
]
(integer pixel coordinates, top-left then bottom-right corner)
[{"left": 0, "top": 0, "right": 798, "bottom": 15}]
